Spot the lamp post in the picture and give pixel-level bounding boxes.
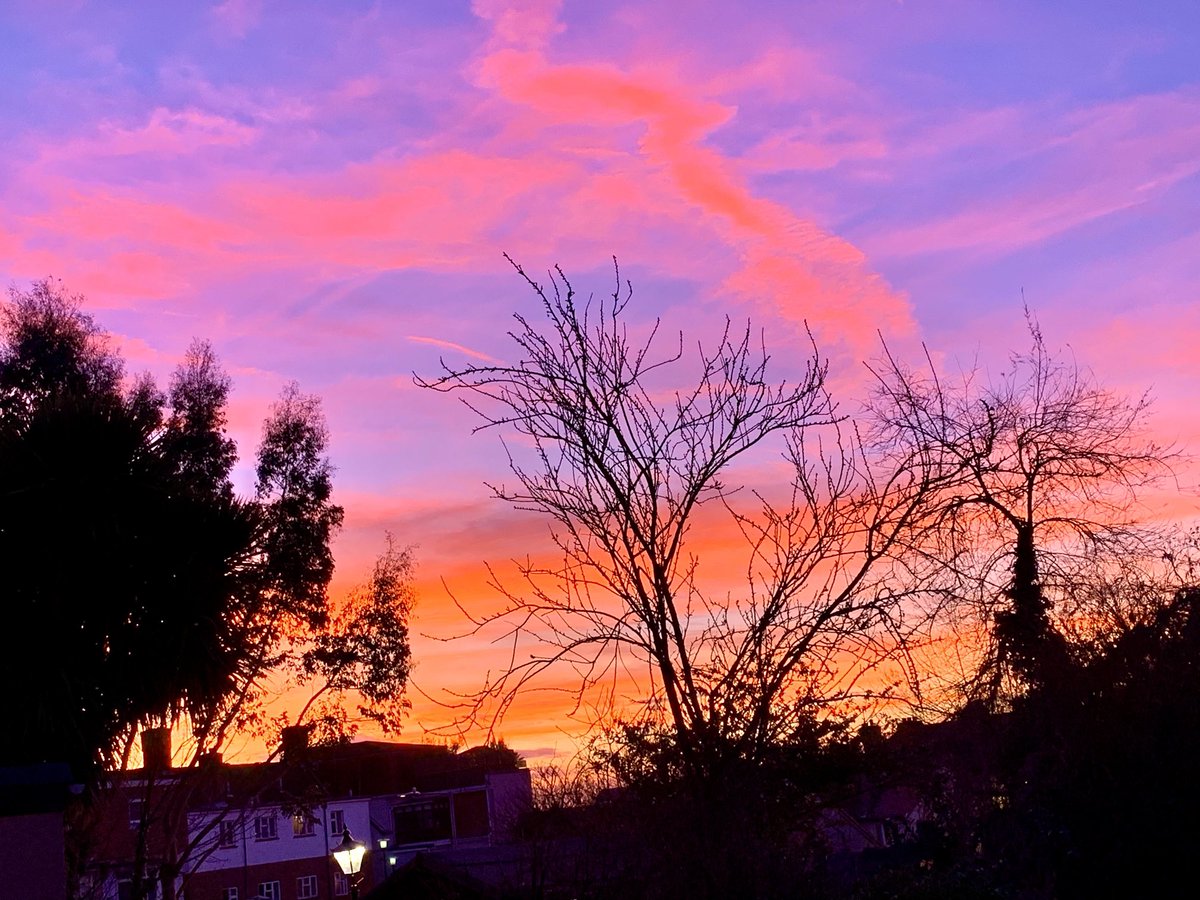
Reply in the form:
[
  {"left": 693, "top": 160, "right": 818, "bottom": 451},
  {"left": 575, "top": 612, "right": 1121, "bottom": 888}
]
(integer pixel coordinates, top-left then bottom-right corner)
[{"left": 331, "top": 827, "right": 367, "bottom": 900}]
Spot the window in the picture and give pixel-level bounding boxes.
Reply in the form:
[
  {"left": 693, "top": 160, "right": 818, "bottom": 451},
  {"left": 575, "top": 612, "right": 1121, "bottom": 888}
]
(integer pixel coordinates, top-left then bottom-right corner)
[
  {"left": 253, "top": 814, "right": 278, "bottom": 841},
  {"left": 394, "top": 796, "right": 452, "bottom": 844},
  {"left": 128, "top": 797, "right": 145, "bottom": 830},
  {"left": 218, "top": 820, "right": 237, "bottom": 848},
  {"left": 328, "top": 808, "right": 345, "bottom": 836},
  {"left": 118, "top": 873, "right": 157, "bottom": 900},
  {"left": 257, "top": 882, "right": 280, "bottom": 900},
  {"left": 333, "top": 874, "right": 349, "bottom": 897},
  {"left": 221, "top": 889, "right": 239, "bottom": 900},
  {"left": 296, "top": 875, "right": 319, "bottom": 899},
  {"left": 292, "top": 814, "right": 315, "bottom": 837}
]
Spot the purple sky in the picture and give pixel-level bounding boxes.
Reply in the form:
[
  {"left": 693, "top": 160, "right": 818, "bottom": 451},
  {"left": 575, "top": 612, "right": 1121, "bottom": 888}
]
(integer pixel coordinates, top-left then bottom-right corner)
[{"left": 3, "top": 0, "right": 1199, "bottom": 759}]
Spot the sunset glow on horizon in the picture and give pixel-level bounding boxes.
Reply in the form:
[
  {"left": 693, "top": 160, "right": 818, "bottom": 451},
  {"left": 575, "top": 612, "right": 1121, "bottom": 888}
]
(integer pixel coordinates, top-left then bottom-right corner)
[{"left": 3, "top": 0, "right": 1199, "bottom": 762}]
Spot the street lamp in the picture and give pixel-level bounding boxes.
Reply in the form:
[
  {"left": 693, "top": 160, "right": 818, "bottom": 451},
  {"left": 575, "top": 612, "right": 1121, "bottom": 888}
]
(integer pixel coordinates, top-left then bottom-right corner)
[{"left": 331, "top": 827, "right": 367, "bottom": 899}]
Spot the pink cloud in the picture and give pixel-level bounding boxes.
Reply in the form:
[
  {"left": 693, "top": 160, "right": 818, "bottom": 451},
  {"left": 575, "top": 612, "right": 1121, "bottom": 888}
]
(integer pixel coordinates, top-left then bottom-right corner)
[
  {"left": 225, "top": 149, "right": 583, "bottom": 269},
  {"left": 33, "top": 190, "right": 244, "bottom": 252},
  {"left": 6, "top": 2, "right": 917, "bottom": 363},
  {"left": 211, "top": 0, "right": 263, "bottom": 39},
  {"left": 742, "top": 114, "right": 889, "bottom": 173},
  {"left": 871, "top": 184, "right": 1148, "bottom": 260},
  {"left": 472, "top": 17, "right": 915, "bottom": 350},
  {"left": 68, "top": 251, "right": 188, "bottom": 301},
  {"left": 704, "top": 43, "right": 861, "bottom": 104},
  {"left": 407, "top": 335, "right": 499, "bottom": 363},
  {"left": 472, "top": 0, "right": 563, "bottom": 51},
  {"left": 870, "top": 90, "right": 1200, "bottom": 260},
  {"left": 39, "top": 108, "right": 258, "bottom": 162}
]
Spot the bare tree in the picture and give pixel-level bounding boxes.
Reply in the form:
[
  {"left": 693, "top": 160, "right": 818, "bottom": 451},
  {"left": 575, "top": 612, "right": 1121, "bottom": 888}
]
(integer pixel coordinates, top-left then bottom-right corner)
[
  {"left": 867, "top": 313, "right": 1173, "bottom": 699},
  {"left": 420, "top": 259, "right": 948, "bottom": 773}
]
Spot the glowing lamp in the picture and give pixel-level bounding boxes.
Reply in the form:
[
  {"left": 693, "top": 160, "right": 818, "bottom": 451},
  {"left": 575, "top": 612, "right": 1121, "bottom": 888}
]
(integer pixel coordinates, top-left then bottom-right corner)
[{"left": 332, "top": 828, "right": 367, "bottom": 878}]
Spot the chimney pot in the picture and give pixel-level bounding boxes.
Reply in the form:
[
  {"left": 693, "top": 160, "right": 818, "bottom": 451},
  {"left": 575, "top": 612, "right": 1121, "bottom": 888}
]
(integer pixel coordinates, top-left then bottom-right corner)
[{"left": 141, "top": 727, "right": 171, "bottom": 772}]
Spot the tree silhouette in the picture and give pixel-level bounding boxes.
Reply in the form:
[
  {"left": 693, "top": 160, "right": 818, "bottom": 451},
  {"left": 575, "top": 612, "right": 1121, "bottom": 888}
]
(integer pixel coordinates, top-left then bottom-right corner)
[
  {"left": 0, "top": 281, "right": 348, "bottom": 776},
  {"left": 868, "top": 313, "right": 1172, "bottom": 697},
  {"left": 160, "top": 339, "right": 238, "bottom": 501},
  {"left": 0, "top": 281, "right": 417, "bottom": 899},
  {"left": 0, "top": 279, "right": 123, "bottom": 420},
  {"left": 421, "top": 259, "right": 948, "bottom": 775}
]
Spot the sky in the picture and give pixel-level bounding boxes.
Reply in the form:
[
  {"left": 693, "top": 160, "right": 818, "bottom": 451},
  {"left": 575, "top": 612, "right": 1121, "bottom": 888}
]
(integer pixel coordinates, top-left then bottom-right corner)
[{"left": 2, "top": 0, "right": 1199, "bottom": 762}]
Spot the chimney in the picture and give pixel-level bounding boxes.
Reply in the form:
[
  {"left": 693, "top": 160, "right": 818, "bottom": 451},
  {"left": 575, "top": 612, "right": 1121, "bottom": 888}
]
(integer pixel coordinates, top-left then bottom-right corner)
[
  {"left": 141, "top": 727, "right": 171, "bottom": 772},
  {"left": 280, "top": 725, "right": 312, "bottom": 763}
]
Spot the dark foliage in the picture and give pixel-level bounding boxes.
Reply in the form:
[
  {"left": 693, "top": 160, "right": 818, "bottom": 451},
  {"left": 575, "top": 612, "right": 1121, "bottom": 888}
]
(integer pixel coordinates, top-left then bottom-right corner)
[
  {"left": 0, "top": 280, "right": 345, "bottom": 778},
  {"left": 0, "top": 386, "right": 255, "bottom": 773},
  {"left": 0, "top": 280, "right": 123, "bottom": 420},
  {"left": 255, "top": 382, "right": 344, "bottom": 629},
  {"left": 847, "top": 585, "right": 1200, "bottom": 899},
  {"left": 868, "top": 315, "right": 1168, "bottom": 701},
  {"left": 159, "top": 339, "right": 237, "bottom": 501}
]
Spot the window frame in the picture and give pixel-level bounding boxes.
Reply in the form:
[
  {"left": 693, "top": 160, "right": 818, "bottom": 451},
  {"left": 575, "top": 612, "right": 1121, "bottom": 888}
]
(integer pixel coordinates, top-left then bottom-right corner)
[
  {"left": 328, "top": 808, "right": 345, "bottom": 836},
  {"left": 393, "top": 795, "right": 453, "bottom": 845},
  {"left": 217, "top": 819, "right": 238, "bottom": 849},
  {"left": 296, "top": 874, "right": 319, "bottom": 899},
  {"left": 292, "top": 813, "right": 316, "bottom": 837},
  {"left": 253, "top": 813, "right": 278, "bottom": 842}
]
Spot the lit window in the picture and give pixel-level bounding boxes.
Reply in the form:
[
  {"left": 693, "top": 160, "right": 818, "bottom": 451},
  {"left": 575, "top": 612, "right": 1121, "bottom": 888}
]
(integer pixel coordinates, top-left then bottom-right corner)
[
  {"left": 257, "top": 881, "right": 280, "bottom": 900},
  {"left": 329, "top": 809, "right": 345, "bottom": 836},
  {"left": 253, "top": 814, "right": 278, "bottom": 841},
  {"left": 333, "top": 873, "right": 349, "bottom": 896},
  {"left": 293, "top": 814, "right": 315, "bottom": 837},
  {"left": 296, "top": 875, "right": 319, "bottom": 899}
]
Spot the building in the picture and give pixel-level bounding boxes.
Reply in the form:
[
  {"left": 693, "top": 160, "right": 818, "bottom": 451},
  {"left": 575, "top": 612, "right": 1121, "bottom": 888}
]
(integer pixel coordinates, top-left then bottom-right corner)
[
  {"left": 180, "top": 736, "right": 531, "bottom": 900},
  {"left": 0, "top": 763, "right": 80, "bottom": 900}
]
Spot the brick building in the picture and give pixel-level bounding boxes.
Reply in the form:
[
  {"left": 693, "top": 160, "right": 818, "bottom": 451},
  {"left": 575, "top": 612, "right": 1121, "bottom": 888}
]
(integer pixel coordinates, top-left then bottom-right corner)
[{"left": 74, "top": 731, "right": 530, "bottom": 900}]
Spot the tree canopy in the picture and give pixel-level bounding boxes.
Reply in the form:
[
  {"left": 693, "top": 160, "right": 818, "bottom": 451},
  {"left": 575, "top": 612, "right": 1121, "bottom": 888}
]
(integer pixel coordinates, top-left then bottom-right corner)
[{"left": 0, "top": 280, "right": 356, "bottom": 776}]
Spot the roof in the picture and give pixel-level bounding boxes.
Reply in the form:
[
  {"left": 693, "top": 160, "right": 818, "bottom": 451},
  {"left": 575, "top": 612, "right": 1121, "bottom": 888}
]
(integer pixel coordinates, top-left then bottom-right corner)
[
  {"left": 183, "top": 740, "right": 526, "bottom": 810},
  {"left": 363, "top": 853, "right": 500, "bottom": 900}
]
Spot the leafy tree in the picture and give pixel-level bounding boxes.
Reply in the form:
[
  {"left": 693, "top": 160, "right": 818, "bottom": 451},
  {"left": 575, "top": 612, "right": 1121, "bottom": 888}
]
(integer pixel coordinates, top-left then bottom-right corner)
[
  {"left": 0, "top": 280, "right": 395, "bottom": 775},
  {"left": 254, "top": 382, "right": 344, "bottom": 628},
  {"left": 160, "top": 339, "right": 237, "bottom": 501},
  {"left": 867, "top": 581, "right": 1200, "bottom": 900},
  {"left": 0, "top": 283, "right": 257, "bottom": 774},
  {"left": 0, "top": 281, "right": 415, "bottom": 899},
  {"left": 295, "top": 535, "right": 415, "bottom": 737},
  {"left": 0, "top": 279, "right": 123, "bottom": 419},
  {"left": 127, "top": 536, "right": 417, "bottom": 900}
]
